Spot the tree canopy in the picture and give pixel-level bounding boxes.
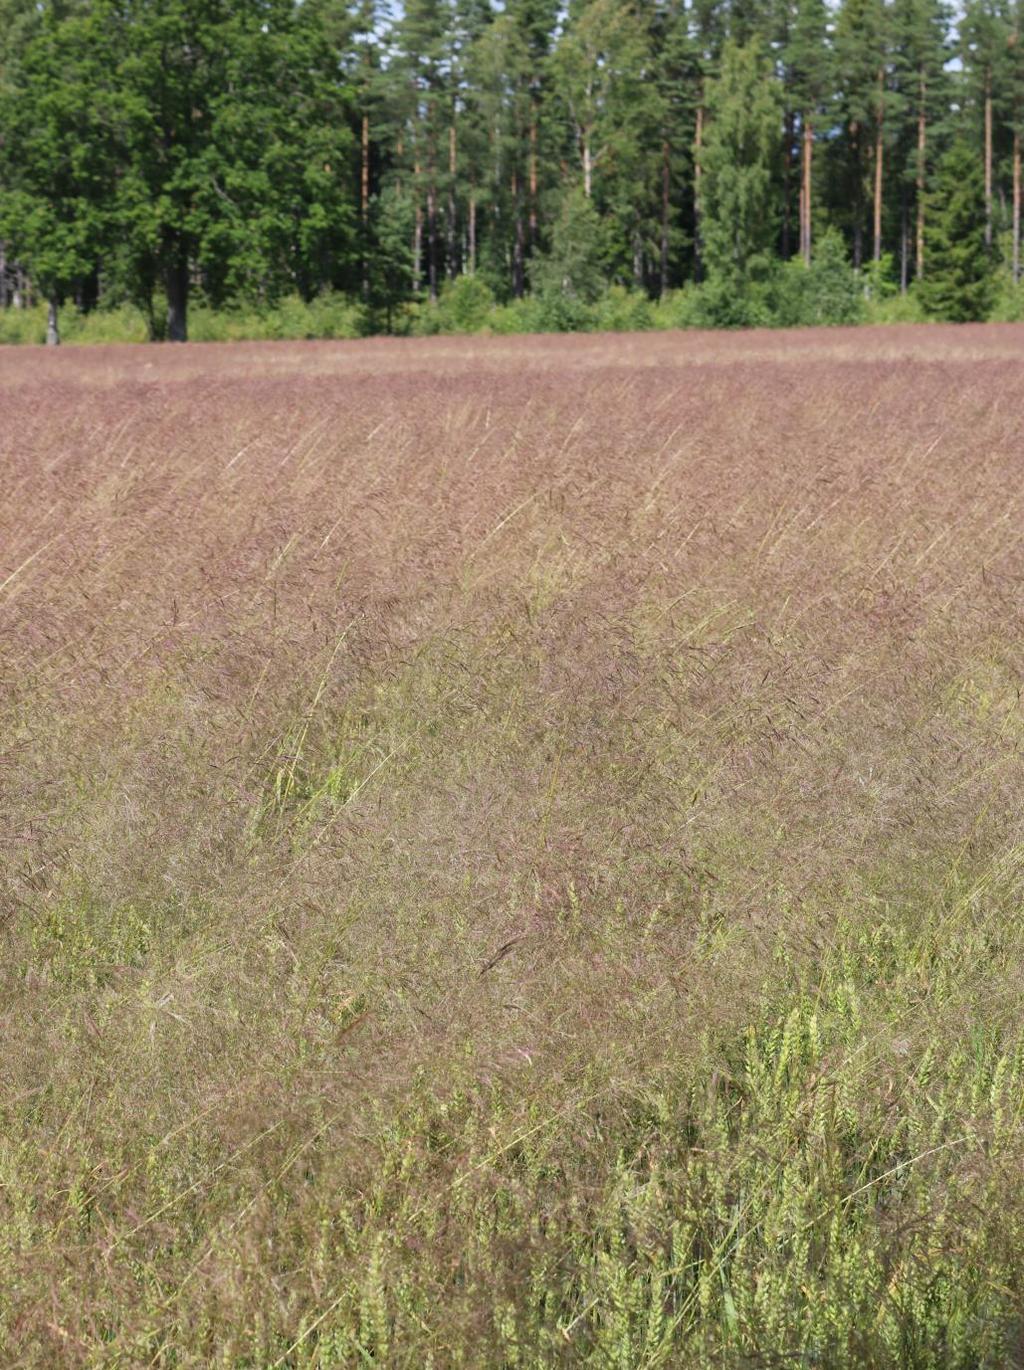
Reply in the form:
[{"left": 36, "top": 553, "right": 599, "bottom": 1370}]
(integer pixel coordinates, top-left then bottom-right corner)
[{"left": 0, "top": 0, "right": 1019, "bottom": 339}]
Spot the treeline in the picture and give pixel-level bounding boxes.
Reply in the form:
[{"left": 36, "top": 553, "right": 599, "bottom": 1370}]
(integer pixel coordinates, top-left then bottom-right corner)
[{"left": 1, "top": 0, "right": 1022, "bottom": 343}]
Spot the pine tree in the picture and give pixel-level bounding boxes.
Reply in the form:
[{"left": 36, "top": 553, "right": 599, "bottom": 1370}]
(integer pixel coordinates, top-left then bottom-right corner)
[
  {"left": 890, "top": 0, "right": 950, "bottom": 286},
  {"left": 389, "top": 0, "right": 451, "bottom": 301},
  {"left": 918, "top": 137, "right": 994, "bottom": 318},
  {"left": 961, "top": 0, "right": 1008, "bottom": 254},
  {"left": 463, "top": 11, "right": 532, "bottom": 296},
  {"left": 999, "top": 0, "right": 1024, "bottom": 282},
  {"left": 784, "top": 0, "right": 832, "bottom": 263},
  {"left": 834, "top": 0, "right": 890, "bottom": 267},
  {"left": 506, "top": 0, "right": 559, "bottom": 259},
  {"left": 649, "top": 0, "right": 701, "bottom": 292},
  {"left": 689, "top": 0, "right": 730, "bottom": 281}
]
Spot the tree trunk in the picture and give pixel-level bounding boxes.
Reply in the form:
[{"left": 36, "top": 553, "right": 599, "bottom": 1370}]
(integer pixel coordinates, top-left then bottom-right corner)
[
  {"left": 802, "top": 117, "right": 813, "bottom": 265},
  {"left": 413, "top": 155, "right": 422, "bottom": 294},
  {"left": 529, "top": 110, "right": 539, "bottom": 244},
  {"left": 46, "top": 296, "right": 60, "bottom": 347},
  {"left": 512, "top": 169, "right": 525, "bottom": 298},
  {"left": 1014, "top": 128, "right": 1021, "bottom": 285},
  {"left": 985, "top": 72, "right": 993, "bottom": 250},
  {"left": 850, "top": 121, "right": 863, "bottom": 269},
  {"left": 694, "top": 103, "right": 704, "bottom": 283},
  {"left": 900, "top": 193, "right": 908, "bottom": 294},
  {"left": 782, "top": 109, "right": 794, "bottom": 259},
  {"left": 660, "top": 138, "right": 670, "bottom": 297},
  {"left": 0, "top": 243, "right": 6, "bottom": 309},
  {"left": 469, "top": 192, "right": 477, "bottom": 276},
  {"left": 427, "top": 177, "right": 438, "bottom": 302},
  {"left": 582, "top": 133, "right": 592, "bottom": 198},
  {"left": 798, "top": 150, "right": 807, "bottom": 265},
  {"left": 873, "top": 69, "right": 884, "bottom": 262},
  {"left": 916, "top": 71, "right": 926, "bottom": 280},
  {"left": 165, "top": 255, "right": 188, "bottom": 343},
  {"left": 361, "top": 111, "right": 370, "bottom": 298},
  {"left": 448, "top": 119, "right": 457, "bottom": 280}
]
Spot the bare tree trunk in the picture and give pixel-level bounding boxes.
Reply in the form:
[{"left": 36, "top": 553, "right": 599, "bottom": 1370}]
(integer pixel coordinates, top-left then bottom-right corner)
[
  {"left": 802, "top": 117, "right": 813, "bottom": 265},
  {"left": 900, "top": 194, "right": 908, "bottom": 294},
  {"left": 427, "top": 177, "right": 438, "bottom": 301},
  {"left": 873, "top": 69, "right": 884, "bottom": 262},
  {"left": 469, "top": 192, "right": 477, "bottom": 276},
  {"left": 0, "top": 242, "right": 6, "bottom": 309},
  {"left": 413, "top": 155, "right": 422, "bottom": 294},
  {"left": 448, "top": 118, "right": 457, "bottom": 280},
  {"left": 529, "top": 111, "right": 538, "bottom": 244},
  {"left": 694, "top": 103, "right": 704, "bottom": 283},
  {"left": 798, "top": 150, "right": 807, "bottom": 265},
  {"left": 782, "top": 109, "right": 794, "bottom": 259},
  {"left": 985, "top": 72, "right": 993, "bottom": 250},
  {"left": 849, "top": 121, "right": 863, "bottom": 269},
  {"left": 361, "top": 112, "right": 370, "bottom": 299},
  {"left": 46, "top": 296, "right": 60, "bottom": 347},
  {"left": 165, "top": 254, "right": 188, "bottom": 342},
  {"left": 1014, "top": 128, "right": 1022, "bottom": 285},
  {"left": 660, "top": 138, "right": 670, "bottom": 297},
  {"left": 582, "top": 133, "right": 592, "bottom": 198},
  {"left": 512, "top": 169, "right": 525, "bottom": 297},
  {"left": 916, "top": 72, "right": 926, "bottom": 280}
]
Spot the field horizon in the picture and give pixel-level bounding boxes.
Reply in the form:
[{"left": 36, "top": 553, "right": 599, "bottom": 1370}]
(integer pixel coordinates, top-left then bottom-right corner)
[{"left": 4, "top": 324, "right": 1024, "bottom": 1366}]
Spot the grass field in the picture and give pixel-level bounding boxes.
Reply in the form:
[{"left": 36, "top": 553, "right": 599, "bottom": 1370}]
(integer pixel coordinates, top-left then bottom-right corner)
[{"left": 3, "top": 325, "right": 1024, "bottom": 1367}]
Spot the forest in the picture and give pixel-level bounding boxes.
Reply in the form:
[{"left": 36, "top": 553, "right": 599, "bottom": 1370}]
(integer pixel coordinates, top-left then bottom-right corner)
[{"left": 1, "top": 0, "right": 1023, "bottom": 342}]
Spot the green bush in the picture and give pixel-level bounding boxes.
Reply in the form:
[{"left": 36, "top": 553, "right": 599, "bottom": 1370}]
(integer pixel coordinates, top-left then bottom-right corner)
[
  {"left": 651, "top": 286, "right": 707, "bottom": 330},
  {"left": 189, "top": 294, "right": 367, "bottom": 342},
  {"left": 487, "top": 295, "right": 549, "bottom": 334},
  {"left": 774, "top": 229, "right": 864, "bottom": 327},
  {"left": 988, "top": 271, "right": 1024, "bottom": 322},
  {"left": 69, "top": 303, "right": 150, "bottom": 343},
  {"left": 690, "top": 271, "right": 777, "bottom": 329},
  {"left": 0, "top": 302, "right": 151, "bottom": 344},
  {"left": 863, "top": 289, "right": 928, "bottom": 324},
  {"left": 531, "top": 288, "right": 596, "bottom": 332},
  {"left": 0, "top": 304, "right": 47, "bottom": 344},
  {"left": 437, "top": 275, "right": 496, "bottom": 333},
  {"left": 2, "top": 262, "right": 1019, "bottom": 349},
  {"left": 591, "top": 285, "right": 655, "bottom": 332}
]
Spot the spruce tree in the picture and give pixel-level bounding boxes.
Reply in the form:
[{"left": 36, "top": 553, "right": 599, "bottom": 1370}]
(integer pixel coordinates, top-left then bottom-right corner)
[{"left": 918, "top": 137, "right": 994, "bottom": 319}]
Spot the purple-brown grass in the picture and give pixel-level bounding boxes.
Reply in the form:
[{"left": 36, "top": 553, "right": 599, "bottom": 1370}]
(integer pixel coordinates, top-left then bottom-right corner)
[{"left": 3, "top": 326, "right": 1024, "bottom": 1366}]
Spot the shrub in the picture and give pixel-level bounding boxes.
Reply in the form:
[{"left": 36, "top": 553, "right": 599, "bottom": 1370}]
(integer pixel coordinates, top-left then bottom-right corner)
[
  {"left": 591, "top": 285, "right": 655, "bottom": 332},
  {"left": 988, "top": 270, "right": 1024, "bottom": 322},
  {"left": 437, "top": 275, "right": 496, "bottom": 333},
  {"left": 0, "top": 304, "right": 48, "bottom": 344},
  {"left": 776, "top": 229, "right": 864, "bottom": 327},
  {"left": 189, "top": 294, "right": 367, "bottom": 342},
  {"left": 651, "top": 286, "right": 707, "bottom": 330}
]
